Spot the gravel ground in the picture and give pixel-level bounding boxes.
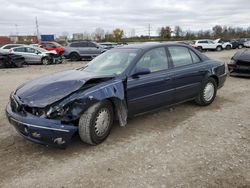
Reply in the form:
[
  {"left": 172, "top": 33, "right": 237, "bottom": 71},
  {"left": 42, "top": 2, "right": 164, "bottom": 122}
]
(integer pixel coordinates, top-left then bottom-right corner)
[{"left": 0, "top": 50, "right": 249, "bottom": 188}]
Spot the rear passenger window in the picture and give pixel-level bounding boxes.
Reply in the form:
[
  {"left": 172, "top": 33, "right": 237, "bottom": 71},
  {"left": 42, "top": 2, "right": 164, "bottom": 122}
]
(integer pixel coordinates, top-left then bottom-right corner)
[
  {"left": 168, "top": 46, "right": 193, "bottom": 67},
  {"left": 78, "top": 42, "right": 88, "bottom": 47},
  {"left": 70, "top": 43, "right": 79, "bottom": 47},
  {"left": 13, "top": 47, "right": 26, "bottom": 52},
  {"left": 189, "top": 50, "right": 201, "bottom": 63},
  {"left": 88, "top": 42, "right": 97, "bottom": 47}
]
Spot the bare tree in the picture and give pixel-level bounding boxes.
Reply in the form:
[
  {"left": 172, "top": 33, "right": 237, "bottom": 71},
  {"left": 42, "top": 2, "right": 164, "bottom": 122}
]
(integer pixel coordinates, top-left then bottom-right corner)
[
  {"left": 94, "top": 28, "right": 105, "bottom": 42},
  {"left": 212, "top": 25, "right": 223, "bottom": 38},
  {"left": 174, "top": 26, "right": 182, "bottom": 38}
]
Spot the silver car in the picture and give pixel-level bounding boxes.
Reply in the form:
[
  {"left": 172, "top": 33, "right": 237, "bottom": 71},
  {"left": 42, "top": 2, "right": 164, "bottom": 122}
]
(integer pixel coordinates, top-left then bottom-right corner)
[
  {"left": 10, "top": 46, "right": 61, "bottom": 65},
  {"left": 63, "top": 41, "right": 106, "bottom": 61},
  {"left": 0, "top": 44, "right": 25, "bottom": 52}
]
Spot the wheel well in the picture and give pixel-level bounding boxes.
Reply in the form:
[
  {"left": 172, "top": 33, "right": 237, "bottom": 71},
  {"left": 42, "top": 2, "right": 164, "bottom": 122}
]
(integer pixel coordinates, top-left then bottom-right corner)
[
  {"left": 70, "top": 51, "right": 79, "bottom": 55},
  {"left": 210, "top": 75, "right": 219, "bottom": 87}
]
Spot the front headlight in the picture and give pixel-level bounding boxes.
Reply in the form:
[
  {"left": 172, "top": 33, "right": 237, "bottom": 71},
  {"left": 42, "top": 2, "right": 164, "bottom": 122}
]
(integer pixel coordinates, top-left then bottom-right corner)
[
  {"left": 46, "top": 106, "right": 69, "bottom": 118},
  {"left": 228, "top": 59, "right": 236, "bottom": 64}
]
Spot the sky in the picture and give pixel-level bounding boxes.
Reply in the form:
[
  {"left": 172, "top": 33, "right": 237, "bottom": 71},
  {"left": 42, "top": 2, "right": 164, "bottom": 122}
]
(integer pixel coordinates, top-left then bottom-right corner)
[{"left": 0, "top": 0, "right": 249, "bottom": 37}]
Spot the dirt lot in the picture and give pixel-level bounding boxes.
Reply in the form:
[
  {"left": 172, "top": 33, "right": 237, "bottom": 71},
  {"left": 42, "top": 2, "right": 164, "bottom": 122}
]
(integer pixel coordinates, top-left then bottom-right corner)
[{"left": 0, "top": 50, "right": 249, "bottom": 188}]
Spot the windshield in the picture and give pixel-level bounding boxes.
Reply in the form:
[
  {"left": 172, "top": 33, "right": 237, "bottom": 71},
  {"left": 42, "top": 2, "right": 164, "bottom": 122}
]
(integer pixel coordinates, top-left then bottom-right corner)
[
  {"left": 83, "top": 49, "right": 139, "bottom": 75},
  {"left": 51, "top": 42, "right": 61, "bottom": 47}
]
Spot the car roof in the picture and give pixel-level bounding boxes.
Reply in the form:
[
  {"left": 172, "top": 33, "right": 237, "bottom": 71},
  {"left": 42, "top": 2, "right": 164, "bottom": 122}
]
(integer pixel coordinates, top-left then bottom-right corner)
[{"left": 117, "top": 42, "right": 192, "bottom": 50}]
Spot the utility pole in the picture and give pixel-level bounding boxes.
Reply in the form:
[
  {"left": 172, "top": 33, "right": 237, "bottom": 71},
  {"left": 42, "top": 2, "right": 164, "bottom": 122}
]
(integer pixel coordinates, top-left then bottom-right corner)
[
  {"left": 15, "top": 24, "right": 18, "bottom": 36},
  {"left": 148, "top": 24, "right": 151, "bottom": 39},
  {"left": 35, "top": 17, "right": 40, "bottom": 41}
]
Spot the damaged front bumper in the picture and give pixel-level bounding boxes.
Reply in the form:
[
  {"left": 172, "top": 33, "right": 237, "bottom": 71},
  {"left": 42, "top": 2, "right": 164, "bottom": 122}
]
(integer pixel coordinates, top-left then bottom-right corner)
[
  {"left": 228, "top": 64, "right": 250, "bottom": 76},
  {"left": 6, "top": 103, "right": 78, "bottom": 148}
]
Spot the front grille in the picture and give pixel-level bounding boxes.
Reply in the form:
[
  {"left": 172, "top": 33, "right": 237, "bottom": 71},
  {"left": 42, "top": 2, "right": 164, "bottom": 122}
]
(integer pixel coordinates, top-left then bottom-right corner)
[
  {"left": 237, "top": 60, "right": 250, "bottom": 66},
  {"left": 24, "top": 106, "right": 45, "bottom": 117}
]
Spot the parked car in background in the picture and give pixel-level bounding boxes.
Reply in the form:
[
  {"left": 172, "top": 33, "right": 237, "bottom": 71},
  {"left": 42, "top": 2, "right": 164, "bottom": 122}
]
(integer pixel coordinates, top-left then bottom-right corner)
[
  {"left": 10, "top": 46, "right": 62, "bottom": 65},
  {"left": 0, "top": 44, "right": 25, "bottom": 52},
  {"left": 192, "top": 39, "right": 232, "bottom": 51},
  {"left": 229, "top": 39, "right": 244, "bottom": 49},
  {"left": 63, "top": 41, "right": 106, "bottom": 61},
  {"left": 244, "top": 41, "right": 250, "bottom": 48},
  {"left": 6, "top": 43, "right": 227, "bottom": 148},
  {"left": 39, "top": 41, "right": 65, "bottom": 55},
  {"left": 99, "top": 42, "right": 118, "bottom": 50},
  {"left": 213, "top": 39, "right": 232, "bottom": 50},
  {"left": 228, "top": 49, "right": 250, "bottom": 76},
  {"left": 0, "top": 49, "right": 25, "bottom": 68}
]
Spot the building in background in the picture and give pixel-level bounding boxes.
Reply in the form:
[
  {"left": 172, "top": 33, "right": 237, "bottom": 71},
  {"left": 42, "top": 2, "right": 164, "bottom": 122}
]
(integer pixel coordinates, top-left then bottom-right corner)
[
  {"left": 17, "top": 36, "right": 38, "bottom": 43},
  {"left": 0, "top": 36, "right": 11, "bottom": 46}
]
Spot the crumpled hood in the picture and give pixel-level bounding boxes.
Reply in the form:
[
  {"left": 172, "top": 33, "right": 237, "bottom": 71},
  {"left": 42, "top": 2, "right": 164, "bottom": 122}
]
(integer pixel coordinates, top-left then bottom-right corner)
[
  {"left": 15, "top": 70, "right": 112, "bottom": 107},
  {"left": 234, "top": 49, "right": 250, "bottom": 62}
]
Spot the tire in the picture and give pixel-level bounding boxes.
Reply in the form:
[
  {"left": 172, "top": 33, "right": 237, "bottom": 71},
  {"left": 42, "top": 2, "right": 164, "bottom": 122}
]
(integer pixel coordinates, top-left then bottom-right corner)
[
  {"left": 238, "top": 45, "right": 243, "bottom": 49},
  {"left": 197, "top": 46, "right": 203, "bottom": 52},
  {"left": 226, "top": 45, "right": 231, "bottom": 50},
  {"left": 69, "top": 52, "right": 81, "bottom": 61},
  {"left": 41, "top": 57, "right": 50, "bottom": 65},
  {"left": 216, "top": 46, "right": 222, "bottom": 51},
  {"left": 78, "top": 100, "right": 114, "bottom": 145},
  {"left": 195, "top": 77, "right": 217, "bottom": 106}
]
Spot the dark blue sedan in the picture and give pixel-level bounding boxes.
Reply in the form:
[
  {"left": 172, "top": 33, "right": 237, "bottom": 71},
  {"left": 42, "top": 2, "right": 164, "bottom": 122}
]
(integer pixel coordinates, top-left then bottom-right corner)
[{"left": 6, "top": 43, "right": 227, "bottom": 148}]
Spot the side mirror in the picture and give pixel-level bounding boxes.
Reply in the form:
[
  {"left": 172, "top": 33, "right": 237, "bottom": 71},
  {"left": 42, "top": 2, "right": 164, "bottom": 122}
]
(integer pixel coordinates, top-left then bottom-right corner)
[{"left": 131, "top": 66, "right": 151, "bottom": 78}]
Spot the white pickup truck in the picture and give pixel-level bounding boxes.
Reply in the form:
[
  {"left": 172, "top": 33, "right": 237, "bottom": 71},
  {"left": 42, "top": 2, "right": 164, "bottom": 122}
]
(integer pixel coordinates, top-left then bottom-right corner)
[{"left": 192, "top": 39, "right": 232, "bottom": 51}]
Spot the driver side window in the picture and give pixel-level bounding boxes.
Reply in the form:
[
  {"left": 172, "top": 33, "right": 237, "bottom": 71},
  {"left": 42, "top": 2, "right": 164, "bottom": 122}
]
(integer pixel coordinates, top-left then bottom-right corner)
[{"left": 136, "top": 47, "right": 168, "bottom": 72}]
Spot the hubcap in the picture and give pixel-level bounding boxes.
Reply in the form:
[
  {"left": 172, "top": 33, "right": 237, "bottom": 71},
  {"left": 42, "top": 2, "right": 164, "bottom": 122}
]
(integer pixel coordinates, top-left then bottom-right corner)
[
  {"left": 43, "top": 58, "right": 49, "bottom": 65},
  {"left": 203, "top": 82, "right": 215, "bottom": 102},
  {"left": 94, "top": 108, "right": 110, "bottom": 137}
]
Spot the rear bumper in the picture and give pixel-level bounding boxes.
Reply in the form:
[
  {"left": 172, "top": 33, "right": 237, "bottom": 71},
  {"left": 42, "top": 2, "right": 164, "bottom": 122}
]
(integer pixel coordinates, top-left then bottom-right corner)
[{"left": 6, "top": 103, "right": 78, "bottom": 148}]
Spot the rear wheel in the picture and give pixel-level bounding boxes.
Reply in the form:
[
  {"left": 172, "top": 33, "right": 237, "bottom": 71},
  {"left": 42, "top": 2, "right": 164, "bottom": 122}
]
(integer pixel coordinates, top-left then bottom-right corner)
[
  {"left": 226, "top": 45, "right": 231, "bottom": 50},
  {"left": 238, "top": 44, "right": 243, "bottom": 49},
  {"left": 79, "top": 101, "right": 114, "bottom": 145},
  {"left": 197, "top": 46, "right": 203, "bottom": 52},
  {"left": 195, "top": 77, "right": 217, "bottom": 106},
  {"left": 69, "top": 52, "right": 81, "bottom": 61}
]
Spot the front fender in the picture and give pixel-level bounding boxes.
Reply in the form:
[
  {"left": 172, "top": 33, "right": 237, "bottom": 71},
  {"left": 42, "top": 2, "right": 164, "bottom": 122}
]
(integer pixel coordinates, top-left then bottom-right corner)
[{"left": 57, "top": 79, "right": 128, "bottom": 126}]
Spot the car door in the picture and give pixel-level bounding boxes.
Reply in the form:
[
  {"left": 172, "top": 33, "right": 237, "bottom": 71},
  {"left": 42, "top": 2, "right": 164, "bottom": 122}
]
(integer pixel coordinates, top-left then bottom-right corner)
[
  {"left": 127, "top": 47, "right": 175, "bottom": 115},
  {"left": 12, "top": 47, "right": 32, "bottom": 63},
  {"left": 25, "top": 47, "right": 41, "bottom": 64},
  {"left": 77, "top": 42, "right": 90, "bottom": 56},
  {"left": 200, "top": 40, "right": 209, "bottom": 49},
  {"left": 167, "top": 46, "right": 208, "bottom": 103},
  {"left": 207, "top": 40, "right": 217, "bottom": 49},
  {"left": 88, "top": 42, "right": 102, "bottom": 56}
]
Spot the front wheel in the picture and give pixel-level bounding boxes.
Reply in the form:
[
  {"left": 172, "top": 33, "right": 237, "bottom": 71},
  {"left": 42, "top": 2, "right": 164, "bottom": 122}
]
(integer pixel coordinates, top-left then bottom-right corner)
[
  {"left": 216, "top": 46, "right": 222, "bottom": 51},
  {"left": 69, "top": 52, "right": 81, "bottom": 61},
  {"left": 238, "top": 44, "right": 243, "bottom": 49},
  {"left": 41, "top": 57, "right": 50, "bottom": 65},
  {"left": 195, "top": 78, "right": 217, "bottom": 106},
  {"left": 79, "top": 100, "right": 114, "bottom": 145}
]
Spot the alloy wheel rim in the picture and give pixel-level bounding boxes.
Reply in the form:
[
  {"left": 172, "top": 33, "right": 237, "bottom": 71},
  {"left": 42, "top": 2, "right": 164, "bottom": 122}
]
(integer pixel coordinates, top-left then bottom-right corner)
[
  {"left": 43, "top": 58, "right": 49, "bottom": 65},
  {"left": 203, "top": 82, "right": 215, "bottom": 102},
  {"left": 94, "top": 108, "right": 110, "bottom": 137}
]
